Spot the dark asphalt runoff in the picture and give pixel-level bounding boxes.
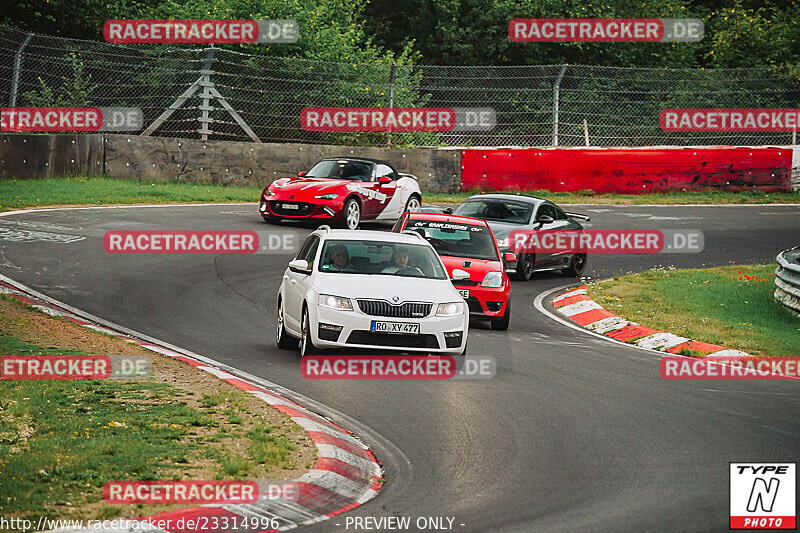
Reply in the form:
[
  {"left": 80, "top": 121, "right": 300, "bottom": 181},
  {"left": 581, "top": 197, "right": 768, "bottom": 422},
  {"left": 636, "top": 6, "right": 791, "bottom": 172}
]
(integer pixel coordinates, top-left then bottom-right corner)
[{"left": 1, "top": 203, "right": 799, "bottom": 532}]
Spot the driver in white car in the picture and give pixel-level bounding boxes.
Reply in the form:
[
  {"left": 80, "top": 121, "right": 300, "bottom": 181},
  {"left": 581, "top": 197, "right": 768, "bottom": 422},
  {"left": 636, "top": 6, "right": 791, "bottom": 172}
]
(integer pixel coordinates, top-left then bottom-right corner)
[
  {"left": 325, "top": 244, "right": 351, "bottom": 272},
  {"left": 382, "top": 249, "right": 410, "bottom": 274}
]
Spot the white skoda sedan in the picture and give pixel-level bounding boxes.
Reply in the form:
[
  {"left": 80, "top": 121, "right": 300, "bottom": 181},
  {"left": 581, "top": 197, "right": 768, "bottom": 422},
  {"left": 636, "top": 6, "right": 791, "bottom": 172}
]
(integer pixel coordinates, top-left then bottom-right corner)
[{"left": 276, "top": 227, "right": 469, "bottom": 356}]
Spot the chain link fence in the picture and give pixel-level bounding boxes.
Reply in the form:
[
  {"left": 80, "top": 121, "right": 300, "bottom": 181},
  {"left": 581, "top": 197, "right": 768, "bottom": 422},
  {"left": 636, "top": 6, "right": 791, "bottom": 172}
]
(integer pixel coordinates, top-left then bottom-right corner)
[{"left": 2, "top": 23, "right": 800, "bottom": 147}]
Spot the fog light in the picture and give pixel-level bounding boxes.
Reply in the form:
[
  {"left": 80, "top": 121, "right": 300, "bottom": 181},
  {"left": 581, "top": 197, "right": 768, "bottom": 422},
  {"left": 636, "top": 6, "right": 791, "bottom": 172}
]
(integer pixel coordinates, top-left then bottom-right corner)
[
  {"left": 260, "top": 202, "right": 267, "bottom": 212},
  {"left": 443, "top": 331, "right": 463, "bottom": 348},
  {"left": 323, "top": 207, "right": 335, "bottom": 216},
  {"left": 318, "top": 323, "right": 343, "bottom": 341},
  {"left": 486, "top": 301, "right": 503, "bottom": 312}
]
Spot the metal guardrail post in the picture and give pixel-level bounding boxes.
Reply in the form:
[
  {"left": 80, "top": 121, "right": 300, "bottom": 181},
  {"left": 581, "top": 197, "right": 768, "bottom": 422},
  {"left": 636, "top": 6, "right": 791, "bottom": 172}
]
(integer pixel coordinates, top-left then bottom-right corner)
[
  {"left": 774, "top": 246, "right": 800, "bottom": 314},
  {"left": 552, "top": 65, "right": 567, "bottom": 147},
  {"left": 10, "top": 33, "right": 33, "bottom": 107},
  {"left": 387, "top": 63, "right": 397, "bottom": 148}
]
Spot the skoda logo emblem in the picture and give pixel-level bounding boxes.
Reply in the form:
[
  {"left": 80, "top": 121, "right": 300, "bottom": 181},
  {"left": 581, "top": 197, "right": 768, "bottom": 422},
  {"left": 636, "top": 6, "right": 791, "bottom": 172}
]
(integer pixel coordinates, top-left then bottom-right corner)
[{"left": 391, "top": 296, "right": 400, "bottom": 303}]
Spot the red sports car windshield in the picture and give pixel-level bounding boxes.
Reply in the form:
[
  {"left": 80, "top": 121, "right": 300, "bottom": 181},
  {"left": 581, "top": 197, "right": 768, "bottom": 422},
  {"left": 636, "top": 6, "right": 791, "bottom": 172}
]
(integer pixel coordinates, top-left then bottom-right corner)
[
  {"left": 306, "top": 160, "right": 373, "bottom": 181},
  {"left": 406, "top": 220, "right": 499, "bottom": 261}
]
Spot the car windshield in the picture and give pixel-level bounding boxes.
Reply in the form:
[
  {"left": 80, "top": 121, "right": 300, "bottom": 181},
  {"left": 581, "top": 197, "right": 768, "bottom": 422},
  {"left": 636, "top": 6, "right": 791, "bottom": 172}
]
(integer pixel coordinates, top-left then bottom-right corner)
[
  {"left": 318, "top": 240, "right": 447, "bottom": 279},
  {"left": 405, "top": 220, "right": 498, "bottom": 260},
  {"left": 305, "top": 160, "right": 373, "bottom": 181},
  {"left": 453, "top": 199, "right": 534, "bottom": 224}
]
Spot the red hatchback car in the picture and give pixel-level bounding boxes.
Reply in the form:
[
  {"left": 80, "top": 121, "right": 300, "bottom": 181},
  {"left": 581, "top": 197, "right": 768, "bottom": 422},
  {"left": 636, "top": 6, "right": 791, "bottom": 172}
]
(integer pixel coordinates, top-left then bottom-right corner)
[{"left": 392, "top": 212, "right": 515, "bottom": 330}]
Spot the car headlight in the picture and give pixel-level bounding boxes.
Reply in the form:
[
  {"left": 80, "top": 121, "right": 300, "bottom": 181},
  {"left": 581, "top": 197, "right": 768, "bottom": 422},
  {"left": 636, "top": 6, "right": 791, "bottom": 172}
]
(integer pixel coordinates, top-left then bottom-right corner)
[
  {"left": 481, "top": 271, "right": 503, "bottom": 288},
  {"left": 315, "top": 193, "right": 339, "bottom": 200},
  {"left": 318, "top": 294, "right": 353, "bottom": 311},
  {"left": 436, "top": 302, "right": 464, "bottom": 316}
]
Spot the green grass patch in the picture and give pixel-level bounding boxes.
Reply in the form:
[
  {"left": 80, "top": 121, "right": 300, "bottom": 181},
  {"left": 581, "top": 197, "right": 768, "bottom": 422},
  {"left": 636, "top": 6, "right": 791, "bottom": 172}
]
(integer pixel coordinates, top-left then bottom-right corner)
[
  {"left": 0, "top": 303, "right": 309, "bottom": 523},
  {"left": 426, "top": 189, "right": 800, "bottom": 205},
  {"left": 587, "top": 264, "right": 800, "bottom": 357},
  {"left": 0, "top": 176, "right": 260, "bottom": 212},
  {"left": 0, "top": 177, "right": 797, "bottom": 213}
]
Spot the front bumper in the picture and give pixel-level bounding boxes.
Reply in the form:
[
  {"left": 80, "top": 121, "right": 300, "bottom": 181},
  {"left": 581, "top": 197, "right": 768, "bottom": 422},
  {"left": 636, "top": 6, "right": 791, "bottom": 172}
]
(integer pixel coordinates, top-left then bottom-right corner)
[
  {"left": 310, "top": 304, "right": 468, "bottom": 354},
  {"left": 260, "top": 199, "right": 340, "bottom": 220},
  {"left": 453, "top": 284, "right": 509, "bottom": 318}
]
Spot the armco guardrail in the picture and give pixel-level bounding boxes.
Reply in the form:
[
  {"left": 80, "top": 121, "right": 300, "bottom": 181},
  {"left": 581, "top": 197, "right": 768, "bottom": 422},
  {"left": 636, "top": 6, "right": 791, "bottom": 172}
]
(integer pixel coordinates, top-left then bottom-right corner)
[{"left": 775, "top": 246, "right": 800, "bottom": 314}]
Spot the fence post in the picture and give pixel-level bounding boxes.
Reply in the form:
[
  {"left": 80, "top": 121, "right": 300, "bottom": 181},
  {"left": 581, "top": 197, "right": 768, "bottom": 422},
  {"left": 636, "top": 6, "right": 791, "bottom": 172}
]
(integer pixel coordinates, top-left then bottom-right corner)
[
  {"left": 10, "top": 33, "right": 34, "bottom": 107},
  {"left": 387, "top": 63, "right": 397, "bottom": 148},
  {"left": 198, "top": 45, "right": 217, "bottom": 140},
  {"left": 552, "top": 65, "right": 567, "bottom": 147}
]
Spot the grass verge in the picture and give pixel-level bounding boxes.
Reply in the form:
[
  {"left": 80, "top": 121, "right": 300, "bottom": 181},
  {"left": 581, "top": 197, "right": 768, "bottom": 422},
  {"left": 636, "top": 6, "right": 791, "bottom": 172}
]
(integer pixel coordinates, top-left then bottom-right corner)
[
  {"left": 0, "top": 294, "right": 314, "bottom": 527},
  {"left": 0, "top": 177, "right": 797, "bottom": 213},
  {"left": 586, "top": 264, "right": 800, "bottom": 357}
]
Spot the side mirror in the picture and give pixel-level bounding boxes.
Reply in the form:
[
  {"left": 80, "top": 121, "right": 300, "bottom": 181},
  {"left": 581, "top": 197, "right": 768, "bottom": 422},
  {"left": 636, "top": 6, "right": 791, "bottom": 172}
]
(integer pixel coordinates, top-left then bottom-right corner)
[
  {"left": 288, "top": 259, "right": 311, "bottom": 274},
  {"left": 378, "top": 176, "right": 392, "bottom": 185},
  {"left": 443, "top": 207, "right": 453, "bottom": 214},
  {"left": 537, "top": 214, "right": 554, "bottom": 224},
  {"left": 451, "top": 268, "right": 470, "bottom": 281},
  {"left": 297, "top": 171, "right": 306, "bottom": 177},
  {"left": 503, "top": 252, "right": 517, "bottom": 263}
]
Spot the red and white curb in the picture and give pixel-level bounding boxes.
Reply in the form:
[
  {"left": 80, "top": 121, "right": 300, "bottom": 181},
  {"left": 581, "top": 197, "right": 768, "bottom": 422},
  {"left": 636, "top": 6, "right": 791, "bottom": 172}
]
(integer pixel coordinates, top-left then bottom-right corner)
[
  {"left": 552, "top": 285, "right": 751, "bottom": 358},
  {"left": 0, "top": 275, "right": 382, "bottom": 532}
]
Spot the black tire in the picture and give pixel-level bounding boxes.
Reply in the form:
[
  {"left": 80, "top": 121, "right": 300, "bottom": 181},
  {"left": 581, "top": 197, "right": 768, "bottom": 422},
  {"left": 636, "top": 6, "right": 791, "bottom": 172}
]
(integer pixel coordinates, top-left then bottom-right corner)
[
  {"left": 299, "top": 306, "right": 319, "bottom": 357},
  {"left": 511, "top": 253, "right": 534, "bottom": 281},
  {"left": 562, "top": 253, "right": 587, "bottom": 277},
  {"left": 404, "top": 194, "right": 421, "bottom": 213},
  {"left": 337, "top": 197, "right": 361, "bottom": 230},
  {"left": 276, "top": 298, "right": 297, "bottom": 350},
  {"left": 491, "top": 299, "right": 511, "bottom": 331}
]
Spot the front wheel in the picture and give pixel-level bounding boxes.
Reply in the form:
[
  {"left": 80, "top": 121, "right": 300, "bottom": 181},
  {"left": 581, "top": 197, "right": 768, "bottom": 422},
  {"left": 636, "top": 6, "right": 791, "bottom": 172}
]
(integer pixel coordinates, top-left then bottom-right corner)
[
  {"left": 299, "top": 307, "right": 319, "bottom": 357},
  {"left": 511, "top": 253, "right": 534, "bottom": 281},
  {"left": 491, "top": 299, "right": 511, "bottom": 331},
  {"left": 338, "top": 198, "right": 361, "bottom": 230},
  {"left": 276, "top": 299, "right": 297, "bottom": 349},
  {"left": 562, "top": 253, "right": 587, "bottom": 277}
]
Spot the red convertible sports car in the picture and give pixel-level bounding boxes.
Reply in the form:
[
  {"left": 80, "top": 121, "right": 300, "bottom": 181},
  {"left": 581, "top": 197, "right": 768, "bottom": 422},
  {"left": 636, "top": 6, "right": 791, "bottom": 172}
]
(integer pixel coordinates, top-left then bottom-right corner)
[
  {"left": 260, "top": 157, "right": 423, "bottom": 230},
  {"left": 392, "top": 212, "right": 515, "bottom": 330}
]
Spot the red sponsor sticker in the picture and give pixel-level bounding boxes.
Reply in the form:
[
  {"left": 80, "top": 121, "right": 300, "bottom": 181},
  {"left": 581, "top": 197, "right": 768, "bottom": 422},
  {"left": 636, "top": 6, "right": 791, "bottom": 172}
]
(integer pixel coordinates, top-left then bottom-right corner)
[
  {"left": 509, "top": 18, "right": 663, "bottom": 42},
  {"left": 661, "top": 108, "right": 800, "bottom": 132},
  {"left": 1, "top": 107, "right": 102, "bottom": 132},
  {"left": 301, "top": 107, "right": 457, "bottom": 131},
  {"left": 104, "top": 231, "right": 259, "bottom": 254},
  {"left": 301, "top": 355, "right": 457, "bottom": 379},
  {"left": 1, "top": 356, "right": 112, "bottom": 379},
  {"left": 660, "top": 356, "right": 800, "bottom": 380},
  {"left": 104, "top": 481, "right": 259, "bottom": 504},
  {"left": 104, "top": 20, "right": 258, "bottom": 43}
]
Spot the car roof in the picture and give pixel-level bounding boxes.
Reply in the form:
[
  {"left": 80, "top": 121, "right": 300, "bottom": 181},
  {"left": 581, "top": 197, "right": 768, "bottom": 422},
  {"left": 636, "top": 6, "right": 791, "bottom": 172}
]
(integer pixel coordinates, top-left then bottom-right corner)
[
  {"left": 465, "top": 193, "right": 546, "bottom": 206},
  {"left": 319, "top": 157, "right": 394, "bottom": 167},
  {"left": 405, "top": 212, "right": 489, "bottom": 227},
  {"left": 315, "top": 228, "right": 430, "bottom": 244}
]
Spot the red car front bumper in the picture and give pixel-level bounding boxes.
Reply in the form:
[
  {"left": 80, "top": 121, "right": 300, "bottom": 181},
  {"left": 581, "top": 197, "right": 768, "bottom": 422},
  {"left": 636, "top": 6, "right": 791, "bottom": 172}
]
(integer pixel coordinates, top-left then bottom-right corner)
[
  {"left": 260, "top": 199, "right": 339, "bottom": 220},
  {"left": 452, "top": 282, "right": 509, "bottom": 319}
]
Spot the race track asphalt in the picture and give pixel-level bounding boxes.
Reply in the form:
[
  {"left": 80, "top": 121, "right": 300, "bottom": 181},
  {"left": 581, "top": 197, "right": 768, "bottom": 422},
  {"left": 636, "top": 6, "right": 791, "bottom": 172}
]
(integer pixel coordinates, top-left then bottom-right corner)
[{"left": 1, "top": 203, "right": 798, "bottom": 532}]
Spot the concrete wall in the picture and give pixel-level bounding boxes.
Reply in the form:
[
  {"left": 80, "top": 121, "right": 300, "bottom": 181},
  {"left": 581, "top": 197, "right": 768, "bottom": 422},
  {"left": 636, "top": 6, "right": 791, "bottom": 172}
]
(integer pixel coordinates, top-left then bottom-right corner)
[{"left": 0, "top": 134, "right": 461, "bottom": 193}]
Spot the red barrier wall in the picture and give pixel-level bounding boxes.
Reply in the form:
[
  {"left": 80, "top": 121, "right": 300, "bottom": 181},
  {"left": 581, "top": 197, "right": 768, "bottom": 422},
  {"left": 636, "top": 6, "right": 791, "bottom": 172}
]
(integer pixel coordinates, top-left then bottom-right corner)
[{"left": 460, "top": 147, "right": 793, "bottom": 193}]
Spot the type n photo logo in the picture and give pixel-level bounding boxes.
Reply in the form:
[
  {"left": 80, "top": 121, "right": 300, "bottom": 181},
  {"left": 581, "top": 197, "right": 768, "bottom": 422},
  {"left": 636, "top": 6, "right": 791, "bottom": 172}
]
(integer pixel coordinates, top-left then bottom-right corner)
[{"left": 730, "top": 463, "right": 796, "bottom": 530}]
